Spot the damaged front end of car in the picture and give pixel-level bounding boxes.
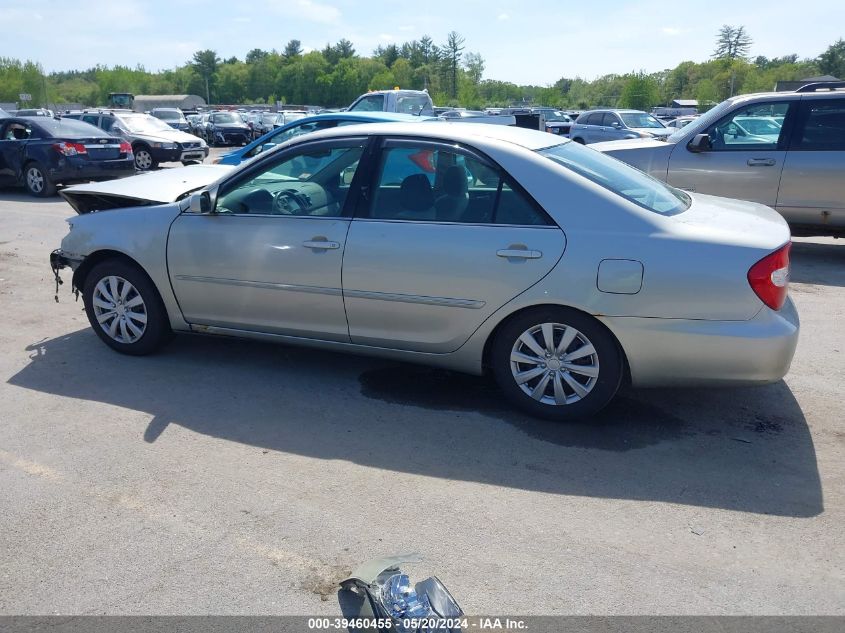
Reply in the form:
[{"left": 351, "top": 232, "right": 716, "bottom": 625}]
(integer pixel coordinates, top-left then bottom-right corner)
[{"left": 339, "top": 555, "right": 464, "bottom": 633}]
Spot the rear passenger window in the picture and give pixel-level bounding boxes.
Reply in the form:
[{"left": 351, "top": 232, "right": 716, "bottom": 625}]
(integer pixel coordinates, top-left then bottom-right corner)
[
  {"left": 82, "top": 115, "right": 99, "bottom": 127},
  {"left": 791, "top": 100, "right": 845, "bottom": 151},
  {"left": 601, "top": 113, "right": 619, "bottom": 127},
  {"left": 366, "top": 142, "right": 552, "bottom": 226}
]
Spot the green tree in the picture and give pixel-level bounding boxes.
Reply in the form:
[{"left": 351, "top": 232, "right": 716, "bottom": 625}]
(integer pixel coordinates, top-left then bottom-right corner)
[
  {"left": 817, "top": 38, "right": 845, "bottom": 78},
  {"left": 192, "top": 49, "right": 220, "bottom": 102},
  {"left": 713, "top": 25, "right": 752, "bottom": 60},
  {"left": 283, "top": 40, "right": 303, "bottom": 61},
  {"left": 441, "top": 31, "right": 465, "bottom": 98},
  {"left": 464, "top": 52, "right": 485, "bottom": 84},
  {"left": 618, "top": 72, "right": 659, "bottom": 110}
]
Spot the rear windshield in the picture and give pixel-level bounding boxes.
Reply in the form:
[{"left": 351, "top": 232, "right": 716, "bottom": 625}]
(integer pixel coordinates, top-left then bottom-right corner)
[
  {"left": 538, "top": 142, "right": 690, "bottom": 216},
  {"left": 31, "top": 118, "right": 110, "bottom": 138},
  {"left": 153, "top": 110, "right": 182, "bottom": 120}
]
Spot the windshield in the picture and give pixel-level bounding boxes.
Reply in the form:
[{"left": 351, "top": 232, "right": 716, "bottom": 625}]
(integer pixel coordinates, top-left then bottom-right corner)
[
  {"left": 667, "top": 98, "right": 735, "bottom": 142},
  {"left": 396, "top": 94, "right": 432, "bottom": 115},
  {"left": 118, "top": 114, "right": 173, "bottom": 134},
  {"left": 154, "top": 110, "right": 182, "bottom": 121},
  {"left": 543, "top": 111, "right": 571, "bottom": 122},
  {"left": 539, "top": 142, "right": 690, "bottom": 216},
  {"left": 213, "top": 112, "right": 241, "bottom": 124},
  {"left": 620, "top": 112, "right": 665, "bottom": 129}
]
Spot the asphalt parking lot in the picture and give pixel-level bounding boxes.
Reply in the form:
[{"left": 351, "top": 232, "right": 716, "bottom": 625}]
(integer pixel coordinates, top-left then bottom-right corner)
[{"left": 0, "top": 155, "right": 843, "bottom": 615}]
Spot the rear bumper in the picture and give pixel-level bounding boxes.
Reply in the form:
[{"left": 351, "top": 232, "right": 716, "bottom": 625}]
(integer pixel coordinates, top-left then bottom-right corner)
[
  {"left": 47, "top": 158, "right": 135, "bottom": 184},
  {"left": 602, "top": 298, "right": 800, "bottom": 387}
]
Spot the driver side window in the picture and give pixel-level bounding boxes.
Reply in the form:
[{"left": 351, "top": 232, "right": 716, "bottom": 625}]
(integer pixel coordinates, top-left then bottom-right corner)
[
  {"left": 708, "top": 102, "right": 791, "bottom": 150},
  {"left": 215, "top": 141, "right": 365, "bottom": 217}
]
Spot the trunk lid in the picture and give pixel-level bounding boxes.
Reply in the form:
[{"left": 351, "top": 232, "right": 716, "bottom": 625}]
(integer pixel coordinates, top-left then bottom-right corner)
[
  {"left": 60, "top": 164, "right": 234, "bottom": 214},
  {"left": 671, "top": 192, "right": 791, "bottom": 251}
]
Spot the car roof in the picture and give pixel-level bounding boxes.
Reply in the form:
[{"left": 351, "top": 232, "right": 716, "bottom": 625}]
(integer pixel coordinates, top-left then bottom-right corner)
[{"left": 293, "top": 121, "right": 564, "bottom": 151}]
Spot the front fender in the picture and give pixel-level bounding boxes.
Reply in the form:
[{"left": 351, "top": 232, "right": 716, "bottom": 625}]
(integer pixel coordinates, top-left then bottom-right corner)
[{"left": 60, "top": 203, "right": 191, "bottom": 331}]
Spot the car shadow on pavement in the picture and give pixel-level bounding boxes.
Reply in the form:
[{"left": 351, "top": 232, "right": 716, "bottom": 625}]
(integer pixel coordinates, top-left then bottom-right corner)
[
  {"left": 9, "top": 328, "right": 822, "bottom": 518},
  {"left": 790, "top": 239, "right": 845, "bottom": 287}
]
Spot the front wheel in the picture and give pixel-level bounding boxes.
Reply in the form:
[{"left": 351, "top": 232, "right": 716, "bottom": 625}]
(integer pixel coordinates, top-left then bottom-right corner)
[
  {"left": 133, "top": 146, "right": 157, "bottom": 171},
  {"left": 82, "top": 259, "right": 171, "bottom": 355},
  {"left": 491, "top": 308, "right": 623, "bottom": 421}
]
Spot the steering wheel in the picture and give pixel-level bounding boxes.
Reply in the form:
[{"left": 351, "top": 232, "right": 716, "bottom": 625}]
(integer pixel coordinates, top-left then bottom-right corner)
[{"left": 272, "top": 189, "right": 308, "bottom": 215}]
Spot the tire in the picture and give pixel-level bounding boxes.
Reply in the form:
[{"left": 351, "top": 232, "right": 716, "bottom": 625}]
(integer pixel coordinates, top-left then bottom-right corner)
[
  {"left": 181, "top": 160, "right": 201, "bottom": 166},
  {"left": 82, "top": 259, "right": 171, "bottom": 356},
  {"left": 490, "top": 307, "right": 623, "bottom": 421},
  {"left": 133, "top": 145, "right": 157, "bottom": 171},
  {"left": 23, "top": 162, "right": 56, "bottom": 197},
  {"left": 572, "top": 137, "right": 585, "bottom": 144}
]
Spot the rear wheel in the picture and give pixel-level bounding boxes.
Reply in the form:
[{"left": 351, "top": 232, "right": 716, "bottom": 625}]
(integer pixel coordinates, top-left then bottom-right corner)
[
  {"left": 82, "top": 259, "right": 171, "bottom": 355},
  {"left": 491, "top": 307, "right": 623, "bottom": 421},
  {"left": 24, "top": 162, "right": 56, "bottom": 197}
]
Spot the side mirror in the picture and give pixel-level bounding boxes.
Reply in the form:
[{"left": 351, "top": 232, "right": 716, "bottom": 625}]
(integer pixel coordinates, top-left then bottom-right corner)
[
  {"left": 187, "top": 191, "right": 211, "bottom": 214},
  {"left": 687, "top": 133, "right": 711, "bottom": 153},
  {"left": 611, "top": 121, "right": 622, "bottom": 128}
]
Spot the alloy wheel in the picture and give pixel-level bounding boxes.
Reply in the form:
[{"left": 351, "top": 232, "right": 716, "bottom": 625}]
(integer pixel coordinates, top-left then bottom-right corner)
[
  {"left": 92, "top": 276, "right": 148, "bottom": 344},
  {"left": 135, "top": 150, "right": 152, "bottom": 170},
  {"left": 26, "top": 167, "right": 44, "bottom": 193},
  {"left": 510, "top": 322, "right": 600, "bottom": 406}
]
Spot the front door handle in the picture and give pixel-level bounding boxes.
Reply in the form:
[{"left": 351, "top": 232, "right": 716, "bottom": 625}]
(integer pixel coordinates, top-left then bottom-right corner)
[
  {"left": 747, "top": 158, "right": 776, "bottom": 166},
  {"left": 497, "top": 249, "right": 542, "bottom": 259},
  {"left": 303, "top": 240, "right": 340, "bottom": 250}
]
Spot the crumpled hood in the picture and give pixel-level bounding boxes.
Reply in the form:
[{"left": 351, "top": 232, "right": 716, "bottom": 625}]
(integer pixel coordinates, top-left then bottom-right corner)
[
  {"left": 133, "top": 129, "right": 205, "bottom": 144},
  {"left": 60, "top": 164, "right": 234, "bottom": 214},
  {"left": 593, "top": 137, "right": 676, "bottom": 179}
]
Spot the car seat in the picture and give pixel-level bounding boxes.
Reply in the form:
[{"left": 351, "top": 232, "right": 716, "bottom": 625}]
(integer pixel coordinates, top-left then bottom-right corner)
[
  {"left": 397, "top": 174, "right": 435, "bottom": 220},
  {"left": 435, "top": 165, "right": 469, "bottom": 222}
]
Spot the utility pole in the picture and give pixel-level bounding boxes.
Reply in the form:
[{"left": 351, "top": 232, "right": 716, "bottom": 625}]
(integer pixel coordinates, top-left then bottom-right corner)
[{"left": 205, "top": 77, "right": 210, "bottom": 104}]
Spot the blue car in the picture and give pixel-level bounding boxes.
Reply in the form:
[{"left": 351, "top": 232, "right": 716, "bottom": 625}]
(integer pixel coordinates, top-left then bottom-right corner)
[{"left": 213, "top": 111, "right": 429, "bottom": 166}]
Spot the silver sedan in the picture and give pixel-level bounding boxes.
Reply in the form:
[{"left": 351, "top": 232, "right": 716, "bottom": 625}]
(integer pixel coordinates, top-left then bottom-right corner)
[{"left": 50, "top": 122, "right": 799, "bottom": 420}]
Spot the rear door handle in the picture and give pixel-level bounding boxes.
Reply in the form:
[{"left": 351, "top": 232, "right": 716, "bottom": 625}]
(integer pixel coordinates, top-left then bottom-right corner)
[
  {"left": 303, "top": 240, "right": 340, "bottom": 250},
  {"left": 497, "top": 249, "right": 542, "bottom": 259},
  {"left": 747, "top": 158, "right": 776, "bottom": 166}
]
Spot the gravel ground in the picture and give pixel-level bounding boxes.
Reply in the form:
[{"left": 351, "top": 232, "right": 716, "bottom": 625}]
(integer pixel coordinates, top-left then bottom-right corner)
[{"left": 0, "top": 162, "right": 843, "bottom": 615}]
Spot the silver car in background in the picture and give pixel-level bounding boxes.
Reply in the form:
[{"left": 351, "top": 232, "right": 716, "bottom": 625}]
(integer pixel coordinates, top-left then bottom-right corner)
[
  {"left": 50, "top": 122, "right": 798, "bottom": 421},
  {"left": 593, "top": 82, "right": 845, "bottom": 236},
  {"left": 569, "top": 109, "right": 673, "bottom": 144}
]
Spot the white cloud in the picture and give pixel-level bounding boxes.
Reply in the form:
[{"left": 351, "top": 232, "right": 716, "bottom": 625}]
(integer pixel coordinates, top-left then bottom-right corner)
[
  {"left": 379, "top": 33, "right": 394, "bottom": 41},
  {"left": 661, "top": 27, "right": 683, "bottom": 36},
  {"left": 398, "top": 24, "right": 415, "bottom": 32},
  {"left": 235, "top": 16, "right": 251, "bottom": 23},
  {"left": 294, "top": 0, "right": 341, "bottom": 24},
  {"left": 498, "top": 13, "right": 509, "bottom": 20}
]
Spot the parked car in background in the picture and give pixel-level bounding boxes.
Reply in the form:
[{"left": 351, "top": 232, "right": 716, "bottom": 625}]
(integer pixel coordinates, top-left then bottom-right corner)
[
  {"left": 204, "top": 111, "right": 251, "bottom": 146},
  {"left": 214, "top": 111, "right": 429, "bottom": 166},
  {"left": 14, "top": 108, "right": 54, "bottom": 118},
  {"left": 63, "top": 110, "right": 208, "bottom": 171},
  {"left": 593, "top": 82, "right": 845, "bottom": 236},
  {"left": 0, "top": 117, "right": 133, "bottom": 196},
  {"left": 50, "top": 122, "right": 797, "bottom": 420},
  {"left": 185, "top": 114, "right": 203, "bottom": 136},
  {"left": 663, "top": 115, "right": 699, "bottom": 130},
  {"left": 569, "top": 109, "right": 673, "bottom": 144},
  {"left": 150, "top": 108, "right": 190, "bottom": 132},
  {"left": 348, "top": 89, "right": 434, "bottom": 115}
]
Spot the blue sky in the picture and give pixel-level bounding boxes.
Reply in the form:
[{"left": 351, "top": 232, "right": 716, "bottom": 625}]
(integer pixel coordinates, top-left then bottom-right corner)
[{"left": 2, "top": 0, "right": 843, "bottom": 85}]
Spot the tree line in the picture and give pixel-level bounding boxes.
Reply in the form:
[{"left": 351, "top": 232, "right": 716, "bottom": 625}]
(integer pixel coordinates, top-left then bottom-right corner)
[{"left": 1, "top": 29, "right": 844, "bottom": 111}]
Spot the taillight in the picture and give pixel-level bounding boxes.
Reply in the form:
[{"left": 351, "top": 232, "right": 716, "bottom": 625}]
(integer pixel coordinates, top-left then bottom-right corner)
[
  {"left": 748, "top": 242, "right": 791, "bottom": 310},
  {"left": 119, "top": 141, "right": 133, "bottom": 154},
  {"left": 53, "top": 142, "right": 87, "bottom": 156}
]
